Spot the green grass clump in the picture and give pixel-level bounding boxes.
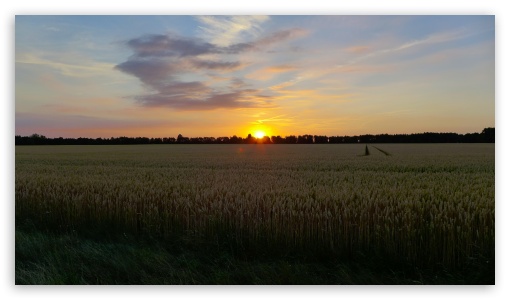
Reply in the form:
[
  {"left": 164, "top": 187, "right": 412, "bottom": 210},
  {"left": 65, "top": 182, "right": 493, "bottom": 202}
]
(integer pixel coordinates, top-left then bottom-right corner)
[{"left": 15, "top": 226, "right": 494, "bottom": 285}]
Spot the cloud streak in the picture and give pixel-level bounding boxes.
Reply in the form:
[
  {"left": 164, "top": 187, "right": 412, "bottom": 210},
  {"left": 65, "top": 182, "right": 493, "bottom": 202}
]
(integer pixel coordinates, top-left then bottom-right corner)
[
  {"left": 137, "top": 89, "right": 273, "bottom": 110},
  {"left": 337, "top": 28, "right": 478, "bottom": 69},
  {"left": 196, "top": 15, "right": 269, "bottom": 47},
  {"left": 16, "top": 53, "right": 115, "bottom": 78},
  {"left": 246, "top": 64, "right": 298, "bottom": 81}
]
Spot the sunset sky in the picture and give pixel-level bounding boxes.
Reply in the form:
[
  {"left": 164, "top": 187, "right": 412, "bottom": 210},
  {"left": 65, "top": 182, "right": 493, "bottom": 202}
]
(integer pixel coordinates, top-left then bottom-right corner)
[{"left": 15, "top": 15, "right": 495, "bottom": 138}]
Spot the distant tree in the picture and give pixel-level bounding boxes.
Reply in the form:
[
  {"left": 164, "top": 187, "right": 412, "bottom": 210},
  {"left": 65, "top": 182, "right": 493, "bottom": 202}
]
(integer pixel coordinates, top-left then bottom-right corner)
[
  {"left": 25, "top": 133, "right": 47, "bottom": 145},
  {"left": 177, "top": 134, "right": 189, "bottom": 144},
  {"left": 162, "top": 137, "right": 176, "bottom": 144},
  {"left": 245, "top": 134, "right": 256, "bottom": 144},
  {"left": 314, "top": 135, "right": 328, "bottom": 143},
  {"left": 260, "top": 136, "right": 272, "bottom": 144},
  {"left": 229, "top": 135, "right": 242, "bottom": 144},
  {"left": 481, "top": 127, "right": 495, "bottom": 143},
  {"left": 30, "top": 133, "right": 46, "bottom": 139},
  {"left": 271, "top": 135, "right": 285, "bottom": 144},
  {"left": 359, "top": 135, "right": 375, "bottom": 143},
  {"left": 217, "top": 137, "right": 230, "bottom": 144},
  {"left": 328, "top": 136, "right": 341, "bottom": 143},
  {"left": 297, "top": 135, "right": 313, "bottom": 144},
  {"left": 284, "top": 135, "right": 297, "bottom": 144}
]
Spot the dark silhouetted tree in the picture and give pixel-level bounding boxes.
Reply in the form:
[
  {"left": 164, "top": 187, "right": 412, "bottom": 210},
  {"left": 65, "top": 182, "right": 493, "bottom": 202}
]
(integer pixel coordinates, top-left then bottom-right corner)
[
  {"left": 245, "top": 134, "right": 256, "bottom": 144},
  {"left": 481, "top": 127, "right": 495, "bottom": 143}
]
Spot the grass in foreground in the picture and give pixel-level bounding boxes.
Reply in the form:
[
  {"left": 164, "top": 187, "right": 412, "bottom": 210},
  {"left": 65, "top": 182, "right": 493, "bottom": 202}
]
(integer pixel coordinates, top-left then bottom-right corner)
[{"left": 15, "top": 224, "right": 494, "bottom": 285}]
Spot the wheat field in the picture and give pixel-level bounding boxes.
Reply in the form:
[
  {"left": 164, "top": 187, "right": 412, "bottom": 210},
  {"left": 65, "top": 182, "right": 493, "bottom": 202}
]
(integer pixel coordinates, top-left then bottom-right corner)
[{"left": 15, "top": 144, "right": 494, "bottom": 268}]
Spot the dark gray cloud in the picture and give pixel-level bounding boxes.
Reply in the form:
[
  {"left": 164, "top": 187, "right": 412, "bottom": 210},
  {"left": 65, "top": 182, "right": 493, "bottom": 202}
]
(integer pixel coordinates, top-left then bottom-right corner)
[
  {"left": 256, "top": 28, "right": 308, "bottom": 47},
  {"left": 158, "top": 81, "right": 211, "bottom": 96},
  {"left": 126, "top": 34, "right": 218, "bottom": 57},
  {"left": 115, "top": 28, "right": 307, "bottom": 110},
  {"left": 137, "top": 89, "right": 272, "bottom": 110},
  {"left": 223, "top": 28, "right": 308, "bottom": 53},
  {"left": 188, "top": 59, "right": 242, "bottom": 71},
  {"left": 115, "top": 59, "right": 178, "bottom": 86}
]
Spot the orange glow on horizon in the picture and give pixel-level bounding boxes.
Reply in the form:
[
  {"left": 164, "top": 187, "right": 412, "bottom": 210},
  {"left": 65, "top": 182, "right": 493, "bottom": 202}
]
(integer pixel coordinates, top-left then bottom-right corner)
[
  {"left": 254, "top": 131, "right": 266, "bottom": 139},
  {"left": 244, "top": 123, "right": 274, "bottom": 139}
]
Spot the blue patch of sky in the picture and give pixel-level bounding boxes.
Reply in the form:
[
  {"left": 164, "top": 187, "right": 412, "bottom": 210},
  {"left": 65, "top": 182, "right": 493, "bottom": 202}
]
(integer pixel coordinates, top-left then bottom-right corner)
[{"left": 16, "top": 16, "right": 201, "bottom": 65}]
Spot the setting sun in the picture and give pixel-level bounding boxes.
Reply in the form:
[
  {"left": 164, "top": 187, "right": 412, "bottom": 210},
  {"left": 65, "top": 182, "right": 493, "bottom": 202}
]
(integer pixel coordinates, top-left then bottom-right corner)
[{"left": 254, "top": 131, "right": 266, "bottom": 139}]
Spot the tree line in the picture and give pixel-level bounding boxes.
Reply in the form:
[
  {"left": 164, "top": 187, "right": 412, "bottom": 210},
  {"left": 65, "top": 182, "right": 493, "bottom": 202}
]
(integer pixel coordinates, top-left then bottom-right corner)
[{"left": 15, "top": 128, "right": 495, "bottom": 145}]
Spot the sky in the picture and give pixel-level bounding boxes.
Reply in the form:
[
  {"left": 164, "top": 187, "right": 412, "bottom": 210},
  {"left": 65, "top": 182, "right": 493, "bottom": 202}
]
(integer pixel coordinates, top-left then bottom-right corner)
[{"left": 15, "top": 15, "right": 495, "bottom": 138}]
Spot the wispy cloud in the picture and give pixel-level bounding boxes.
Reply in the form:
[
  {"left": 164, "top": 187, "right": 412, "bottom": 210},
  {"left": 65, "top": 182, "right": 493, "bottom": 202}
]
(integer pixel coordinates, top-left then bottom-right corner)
[
  {"left": 196, "top": 16, "right": 269, "bottom": 47},
  {"left": 344, "top": 46, "right": 370, "bottom": 54},
  {"left": 125, "top": 34, "right": 217, "bottom": 57},
  {"left": 251, "top": 114, "right": 296, "bottom": 125},
  {"left": 337, "top": 28, "right": 478, "bottom": 68},
  {"left": 16, "top": 53, "right": 115, "bottom": 78},
  {"left": 188, "top": 59, "right": 243, "bottom": 71},
  {"left": 266, "top": 64, "right": 297, "bottom": 72},
  {"left": 269, "top": 76, "right": 303, "bottom": 91},
  {"left": 246, "top": 64, "right": 298, "bottom": 81},
  {"left": 138, "top": 89, "right": 274, "bottom": 110}
]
